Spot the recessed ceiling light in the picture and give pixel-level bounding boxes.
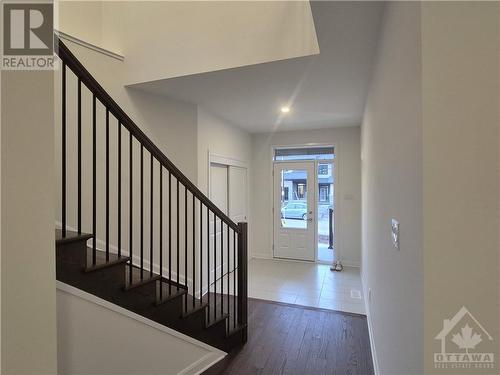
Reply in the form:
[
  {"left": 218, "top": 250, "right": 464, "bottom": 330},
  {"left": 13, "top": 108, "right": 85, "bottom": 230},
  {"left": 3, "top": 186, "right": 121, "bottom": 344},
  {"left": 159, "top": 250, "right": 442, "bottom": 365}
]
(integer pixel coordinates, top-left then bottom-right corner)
[{"left": 281, "top": 106, "right": 290, "bottom": 113}]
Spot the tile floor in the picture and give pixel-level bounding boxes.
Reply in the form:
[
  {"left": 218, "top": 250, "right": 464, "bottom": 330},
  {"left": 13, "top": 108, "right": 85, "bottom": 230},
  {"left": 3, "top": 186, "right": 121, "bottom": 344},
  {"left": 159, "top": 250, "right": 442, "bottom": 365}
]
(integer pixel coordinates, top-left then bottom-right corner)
[{"left": 248, "top": 258, "right": 366, "bottom": 315}]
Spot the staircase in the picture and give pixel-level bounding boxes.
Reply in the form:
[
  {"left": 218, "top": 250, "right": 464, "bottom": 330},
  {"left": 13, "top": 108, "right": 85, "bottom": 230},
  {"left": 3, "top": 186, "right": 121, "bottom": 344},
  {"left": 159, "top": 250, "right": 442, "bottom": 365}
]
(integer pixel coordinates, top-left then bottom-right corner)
[{"left": 55, "top": 35, "right": 248, "bottom": 353}]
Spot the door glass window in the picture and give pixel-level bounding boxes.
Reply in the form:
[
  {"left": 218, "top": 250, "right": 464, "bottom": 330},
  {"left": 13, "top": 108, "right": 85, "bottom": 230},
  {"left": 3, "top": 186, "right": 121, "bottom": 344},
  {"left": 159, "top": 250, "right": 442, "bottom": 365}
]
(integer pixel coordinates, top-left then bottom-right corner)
[
  {"left": 274, "top": 147, "right": 334, "bottom": 161},
  {"left": 280, "top": 169, "right": 308, "bottom": 229}
]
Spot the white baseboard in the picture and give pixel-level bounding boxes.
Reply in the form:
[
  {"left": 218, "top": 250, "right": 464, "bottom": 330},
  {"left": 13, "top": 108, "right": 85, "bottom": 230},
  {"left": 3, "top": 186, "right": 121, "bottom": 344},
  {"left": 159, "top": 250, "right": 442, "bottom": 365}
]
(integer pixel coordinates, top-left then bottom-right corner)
[
  {"left": 250, "top": 252, "right": 272, "bottom": 260},
  {"left": 251, "top": 251, "right": 360, "bottom": 268},
  {"left": 361, "top": 274, "right": 380, "bottom": 375},
  {"left": 340, "top": 260, "right": 361, "bottom": 268}
]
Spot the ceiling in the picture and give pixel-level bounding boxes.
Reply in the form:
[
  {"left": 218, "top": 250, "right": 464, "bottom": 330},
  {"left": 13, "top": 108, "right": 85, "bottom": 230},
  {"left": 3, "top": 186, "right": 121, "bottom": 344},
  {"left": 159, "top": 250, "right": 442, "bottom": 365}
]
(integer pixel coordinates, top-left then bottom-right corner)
[{"left": 129, "top": 2, "right": 385, "bottom": 133}]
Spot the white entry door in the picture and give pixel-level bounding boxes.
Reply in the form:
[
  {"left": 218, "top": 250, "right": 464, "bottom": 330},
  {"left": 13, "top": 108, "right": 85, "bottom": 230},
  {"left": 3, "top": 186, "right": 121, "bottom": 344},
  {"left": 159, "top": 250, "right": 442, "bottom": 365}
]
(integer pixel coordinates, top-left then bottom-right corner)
[{"left": 273, "top": 161, "right": 315, "bottom": 261}]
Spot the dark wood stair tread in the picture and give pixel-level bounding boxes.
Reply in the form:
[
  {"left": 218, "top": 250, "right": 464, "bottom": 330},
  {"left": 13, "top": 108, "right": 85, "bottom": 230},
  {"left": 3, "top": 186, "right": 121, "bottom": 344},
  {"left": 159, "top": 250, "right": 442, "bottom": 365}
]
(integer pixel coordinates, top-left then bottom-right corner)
[
  {"left": 156, "top": 282, "right": 187, "bottom": 305},
  {"left": 124, "top": 266, "right": 161, "bottom": 290},
  {"left": 182, "top": 294, "right": 209, "bottom": 318},
  {"left": 84, "top": 247, "right": 130, "bottom": 272},
  {"left": 205, "top": 313, "right": 229, "bottom": 329},
  {"left": 55, "top": 229, "right": 92, "bottom": 245}
]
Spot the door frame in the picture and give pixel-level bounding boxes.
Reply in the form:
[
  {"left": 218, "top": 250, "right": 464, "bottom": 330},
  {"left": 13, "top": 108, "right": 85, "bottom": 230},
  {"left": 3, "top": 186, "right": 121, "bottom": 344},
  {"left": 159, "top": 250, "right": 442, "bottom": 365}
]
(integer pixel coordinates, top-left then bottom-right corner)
[{"left": 270, "top": 143, "right": 339, "bottom": 263}]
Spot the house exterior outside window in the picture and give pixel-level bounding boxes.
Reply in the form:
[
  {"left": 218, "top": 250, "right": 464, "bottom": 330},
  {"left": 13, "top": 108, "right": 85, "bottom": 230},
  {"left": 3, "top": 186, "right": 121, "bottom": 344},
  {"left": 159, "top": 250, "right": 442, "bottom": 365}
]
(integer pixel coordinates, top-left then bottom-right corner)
[
  {"left": 319, "top": 185, "right": 330, "bottom": 202},
  {"left": 318, "top": 164, "right": 329, "bottom": 175},
  {"left": 297, "top": 183, "right": 306, "bottom": 199}
]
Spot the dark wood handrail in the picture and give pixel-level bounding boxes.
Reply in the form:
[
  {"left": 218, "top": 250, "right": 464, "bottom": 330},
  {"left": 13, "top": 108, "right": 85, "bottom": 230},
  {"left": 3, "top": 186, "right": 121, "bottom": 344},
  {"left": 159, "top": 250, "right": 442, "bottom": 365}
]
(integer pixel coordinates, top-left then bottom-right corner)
[{"left": 54, "top": 35, "right": 240, "bottom": 233}]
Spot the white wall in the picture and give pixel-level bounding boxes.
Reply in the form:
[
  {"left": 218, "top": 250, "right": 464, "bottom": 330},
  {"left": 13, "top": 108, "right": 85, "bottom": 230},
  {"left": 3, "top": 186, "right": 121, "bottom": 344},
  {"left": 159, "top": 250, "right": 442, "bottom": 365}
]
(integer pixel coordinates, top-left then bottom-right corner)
[
  {"left": 58, "top": 1, "right": 103, "bottom": 47},
  {"left": 361, "top": 3, "right": 423, "bottom": 374},
  {"left": 1, "top": 71, "right": 58, "bottom": 373},
  {"left": 251, "top": 127, "right": 361, "bottom": 265},
  {"left": 197, "top": 108, "right": 251, "bottom": 196},
  {"left": 362, "top": 3, "right": 500, "bottom": 374},
  {"left": 421, "top": 2, "right": 499, "bottom": 372},
  {"left": 57, "top": 284, "right": 225, "bottom": 375}
]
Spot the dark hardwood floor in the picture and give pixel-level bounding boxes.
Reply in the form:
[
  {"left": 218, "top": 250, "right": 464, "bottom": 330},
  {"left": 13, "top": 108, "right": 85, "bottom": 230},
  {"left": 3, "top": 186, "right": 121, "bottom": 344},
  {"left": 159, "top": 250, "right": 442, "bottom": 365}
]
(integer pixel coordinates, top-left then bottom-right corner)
[{"left": 203, "top": 298, "right": 374, "bottom": 375}]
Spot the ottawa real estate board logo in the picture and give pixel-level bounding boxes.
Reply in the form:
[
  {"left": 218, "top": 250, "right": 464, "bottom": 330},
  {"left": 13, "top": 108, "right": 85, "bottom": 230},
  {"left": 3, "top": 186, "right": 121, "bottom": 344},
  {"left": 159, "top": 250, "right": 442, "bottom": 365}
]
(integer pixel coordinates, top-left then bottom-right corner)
[
  {"left": 2, "top": 2, "right": 54, "bottom": 70},
  {"left": 434, "top": 306, "right": 494, "bottom": 370}
]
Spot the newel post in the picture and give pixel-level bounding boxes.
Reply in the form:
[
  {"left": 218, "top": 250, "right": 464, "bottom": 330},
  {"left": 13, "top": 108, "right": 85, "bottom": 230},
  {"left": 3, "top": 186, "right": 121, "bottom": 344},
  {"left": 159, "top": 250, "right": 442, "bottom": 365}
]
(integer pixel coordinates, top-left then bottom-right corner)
[{"left": 237, "top": 222, "right": 248, "bottom": 342}]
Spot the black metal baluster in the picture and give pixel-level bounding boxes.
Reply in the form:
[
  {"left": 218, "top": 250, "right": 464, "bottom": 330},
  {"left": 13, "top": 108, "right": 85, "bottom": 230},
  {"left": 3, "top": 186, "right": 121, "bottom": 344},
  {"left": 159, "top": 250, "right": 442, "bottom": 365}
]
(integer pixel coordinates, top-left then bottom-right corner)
[
  {"left": 214, "top": 215, "right": 217, "bottom": 320},
  {"left": 169, "top": 171, "right": 172, "bottom": 295},
  {"left": 160, "top": 166, "right": 163, "bottom": 299},
  {"left": 200, "top": 203, "right": 203, "bottom": 305},
  {"left": 92, "top": 95, "right": 96, "bottom": 265},
  {"left": 77, "top": 78, "right": 81, "bottom": 234},
  {"left": 227, "top": 222, "right": 230, "bottom": 325},
  {"left": 61, "top": 62, "right": 66, "bottom": 237},
  {"left": 192, "top": 194, "right": 196, "bottom": 308},
  {"left": 176, "top": 179, "right": 180, "bottom": 291},
  {"left": 150, "top": 154, "right": 154, "bottom": 276},
  {"left": 221, "top": 220, "right": 224, "bottom": 317},
  {"left": 129, "top": 133, "right": 133, "bottom": 284},
  {"left": 105, "top": 109, "right": 109, "bottom": 261},
  {"left": 233, "top": 230, "right": 236, "bottom": 328},
  {"left": 184, "top": 186, "right": 188, "bottom": 310},
  {"left": 118, "top": 121, "right": 121, "bottom": 257},
  {"left": 207, "top": 208, "right": 210, "bottom": 322},
  {"left": 140, "top": 145, "right": 144, "bottom": 279},
  {"left": 237, "top": 223, "right": 248, "bottom": 336}
]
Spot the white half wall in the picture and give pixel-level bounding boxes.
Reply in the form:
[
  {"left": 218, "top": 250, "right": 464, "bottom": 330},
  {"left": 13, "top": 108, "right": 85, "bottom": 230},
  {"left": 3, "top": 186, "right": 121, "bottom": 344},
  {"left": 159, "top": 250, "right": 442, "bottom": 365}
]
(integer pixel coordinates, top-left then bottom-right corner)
[
  {"left": 57, "top": 283, "right": 225, "bottom": 375},
  {"left": 251, "top": 127, "right": 361, "bottom": 265}
]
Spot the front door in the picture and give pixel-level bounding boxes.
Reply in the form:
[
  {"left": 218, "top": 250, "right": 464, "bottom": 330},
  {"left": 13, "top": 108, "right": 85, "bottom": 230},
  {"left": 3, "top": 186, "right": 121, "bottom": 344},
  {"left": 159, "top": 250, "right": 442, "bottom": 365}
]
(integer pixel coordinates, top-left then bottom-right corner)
[{"left": 273, "top": 161, "right": 315, "bottom": 261}]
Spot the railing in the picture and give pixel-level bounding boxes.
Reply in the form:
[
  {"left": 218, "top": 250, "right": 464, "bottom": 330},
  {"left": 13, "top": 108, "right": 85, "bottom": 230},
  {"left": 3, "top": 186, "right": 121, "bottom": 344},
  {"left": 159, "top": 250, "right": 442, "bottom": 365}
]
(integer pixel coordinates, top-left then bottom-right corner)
[
  {"left": 55, "top": 35, "right": 247, "bottom": 334},
  {"left": 328, "top": 208, "right": 333, "bottom": 249}
]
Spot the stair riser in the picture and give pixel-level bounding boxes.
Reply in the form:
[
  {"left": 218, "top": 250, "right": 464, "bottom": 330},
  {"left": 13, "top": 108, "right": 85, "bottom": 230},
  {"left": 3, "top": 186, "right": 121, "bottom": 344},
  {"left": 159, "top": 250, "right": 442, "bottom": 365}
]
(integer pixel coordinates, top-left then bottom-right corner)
[
  {"left": 174, "top": 306, "right": 207, "bottom": 334},
  {"left": 56, "top": 241, "right": 88, "bottom": 270},
  {"left": 145, "top": 297, "right": 185, "bottom": 324}
]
